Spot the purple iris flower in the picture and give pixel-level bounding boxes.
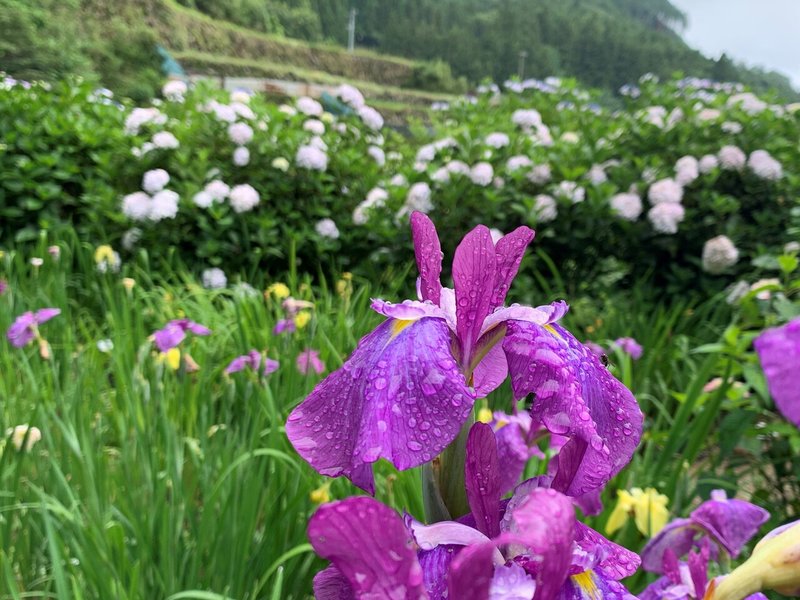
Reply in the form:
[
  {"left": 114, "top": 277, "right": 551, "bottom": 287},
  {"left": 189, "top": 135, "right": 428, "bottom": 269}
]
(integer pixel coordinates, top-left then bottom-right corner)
[
  {"left": 273, "top": 318, "right": 296, "bottom": 335},
  {"left": 225, "top": 350, "right": 279, "bottom": 376},
  {"left": 153, "top": 319, "right": 211, "bottom": 352},
  {"left": 6, "top": 308, "right": 61, "bottom": 348},
  {"left": 613, "top": 337, "right": 643, "bottom": 360},
  {"left": 641, "top": 541, "right": 767, "bottom": 600},
  {"left": 307, "top": 423, "right": 640, "bottom": 599},
  {"left": 297, "top": 349, "right": 326, "bottom": 375},
  {"left": 287, "top": 212, "right": 642, "bottom": 495},
  {"left": 641, "top": 490, "right": 770, "bottom": 573},
  {"left": 753, "top": 317, "right": 800, "bottom": 427}
]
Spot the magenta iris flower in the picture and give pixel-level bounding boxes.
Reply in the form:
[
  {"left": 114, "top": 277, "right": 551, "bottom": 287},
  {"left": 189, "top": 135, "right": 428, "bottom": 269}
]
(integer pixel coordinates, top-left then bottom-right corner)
[
  {"left": 287, "top": 212, "right": 641, "bottom": 495},
  {"left": 613, "top": 337, "right": 643, "bottom": 360},
  {"left": 641, "top": 490, "right": 769, "bottom": 573},
  {"left": 152, "top": 319, "right": 211, "bottom": 352},
  {"left": 753, "top": 317, "right": 800, "bottom": 427},
  {"left": 273, "top": 318, "right": 296, "bottom": 335},
  {"left": 6, "top": 308, "right": 61, "bottom": 348},
  {"left": 307, "top": 423, "right": 640, "bottom": 599},
  {"left": 225, "top": 350, "right": 279, "bottom": 376},
  {"left": 297, "top": 349, "right": 326, "bottom": 375}
]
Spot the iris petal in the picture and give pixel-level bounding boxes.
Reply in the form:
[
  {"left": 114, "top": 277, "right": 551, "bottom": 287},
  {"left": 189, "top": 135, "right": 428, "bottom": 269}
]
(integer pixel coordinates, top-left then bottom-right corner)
[
  {"left": 411, "top": 211, "right": 443, "bottom": 306},
  {"left": 307, "top": 497, "right": 428, "bottom": 599},
  {"left": 286, "top": 318, "right": 475, "bottom": 493},
  {"left": 490, "top": 226, "right": 535, "bottom": 311},
  {"left": 555, "top": 569, "right": 637, "bottom": 600},
  {"left": 503, "top": 321, "right": 642, "bottom": 497},
  {"left": 313, "top": 566, "right": 355, "bottom": 600},
  {"left": 465, "top": 423, "right": 501, "bottom": 539},
  {"left": 689, "top": 490, "right": 770, "bottom": 557},
  {"left": 453, "top": 225, "right": 496, "bottom": 365},
  {"left": 753, "top": 317, "right": 800, "bottom": 426}
]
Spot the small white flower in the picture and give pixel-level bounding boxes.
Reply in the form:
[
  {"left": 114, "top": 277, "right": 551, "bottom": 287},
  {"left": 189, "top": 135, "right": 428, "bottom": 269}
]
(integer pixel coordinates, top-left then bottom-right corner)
[
  {"left": 485, "top": 132, "right": 510, "bottom": 148},
  {"left": 721, "top": 121, "right": 743, "bottom": 134},
  {"left": 296, "top": 145, "right": 328, "bottom": 171},
  {"left": 587, "top": 165, "right": 607, "bottom": 186},
  {"left": 431, "top": 167, "right": 450, "bottom": 183},
  {"left": 228, "top": 184, "right": 260, "bottom": 213},
  {"left": 556, "top": 181, "right": 585, "bottom": 203},
  {"left": 610, "top": 193, "right": 642, "bottom": 221},
  {"left": 303, "top": 119, "right": 325, "bottom": 135},
  {"left": 271, "top": 157, "right": 290, "bottom": 172},
  {"left": 527, "top": 164, "right": 552, "bottom": 185},
  {"left": 560, "top": 132, "right": 580, "bottom": 144},
  {"left": 193, "top": 191, "right": 214, "bottom": 208},
  {"left": 368, "top": 145, "right": 385, "bottom": 166},
  {"left": 6, "top": 425, "right": 41, "bottom": 451},
  {"left": 358, "top": 105, "right": 384, "bottom": 130},
  {"left": 469, "top": 162, "right": 494, "bottom": 186},
  {"left": 149, "top": 190, "right": 180, "bottom": 221},
  {"left": 747, "top": 150, "right": 782, "bottom": 180},
  {"left": 533, "top": 194, "right": 557, "bottom": 222},
  {"left": 718, "top": 145, "right": 746, "bottom": 170},
  {"left": 297, "top": 96, "right": 323, "bottom": 116},
  {"left": 202, "top": 268, "right": 227, "bottom": 289},
  {"left": 403, "top": 182, "right": 433, "bottom": 214},
  {"left": 233, "top": 146, "right": 250, "bottom": 166},
  {"left": 648, "top": 202, "right": 685, "bottom": 234},
  {"left": 336, "top": 84, "right": 365, "bottom": 108},
  {"left": 675, "top": 156, "right": 699, "bottom": 186},
  {"left": 122, "top": 228, "right": 141, "bottom": 251},
  {"left": 152, "top": 131, "right": 179, "bottom": 149},
  {"left": 315, "top": 218, "right": 340, "bottom": 239},
  {"left": 30, "top": 257, "right": 44, "bottom": 267},
  {"left": 162, "top": 80, "right": 187, "bottom": 101},
  {"left": 228, "top": 122, "right": 254, "bottom": 145},
  {"left": 648, "top": 178, "right": 683, "bottom": 204},
  {"left": 122, "top": 192, "right": 151, "bottom": 221},
  {"left": 416, "top": 144, "right": 436, "bottom": 163},
  {"left": 507, "top": 156, "right": 533, "bottom": 171},
  {"left": 204, "top": 180, "right": 230, "bottom": 202},
  {"left": 389, "top": 174, "right": 407, "bottom": 187},
  {"left": 97, "top": 339, "right": 114, "bottom": 353},
  {"left": 230, "top": 90, "right": 252, "bottom": 104},
  {"left": 699, "top": 155, "right": 719, "bottom": 173},
  {"left": 727, "top": 92, "right": 767, "bottom": 114},
  {"left": 511, "top": 109, "right": 542, "bottom": 129},
  {"left": 702, "top": 235, "right": 739, "bottom": 274},
  {"left": 142, "top": 169, "right": 170, "bottom": 194}
]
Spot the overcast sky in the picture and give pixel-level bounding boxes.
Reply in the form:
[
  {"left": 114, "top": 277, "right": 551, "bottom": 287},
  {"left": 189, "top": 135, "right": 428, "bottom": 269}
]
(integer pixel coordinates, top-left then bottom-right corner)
[{"left": 670, "top": 0, "right": 800, "bottom": 88}]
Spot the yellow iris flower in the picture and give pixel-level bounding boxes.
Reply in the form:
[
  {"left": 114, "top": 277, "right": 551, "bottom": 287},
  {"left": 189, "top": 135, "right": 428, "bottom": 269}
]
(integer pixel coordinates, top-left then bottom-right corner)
[{"left": 606, "top": 487, "right": 669, "bottom": 537}]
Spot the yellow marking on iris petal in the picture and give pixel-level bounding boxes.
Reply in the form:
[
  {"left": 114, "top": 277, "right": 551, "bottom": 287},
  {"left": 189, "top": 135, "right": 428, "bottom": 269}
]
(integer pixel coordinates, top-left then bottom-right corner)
[
  {"left": 572, "top": 571, "right": 600, "bottom": 600},
  {"left": 390, "top": 319, "right": 415, "bottom": 339},
  {"left": 544, "top": 324, "right": 563, "bottom": 340}
]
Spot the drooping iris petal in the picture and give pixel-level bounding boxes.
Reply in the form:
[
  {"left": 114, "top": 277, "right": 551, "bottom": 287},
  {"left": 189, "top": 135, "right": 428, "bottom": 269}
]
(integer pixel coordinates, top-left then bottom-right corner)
[
  {"left": 465, "top": 423, "right": 501, "bottom": 539},
  {"left": 154, "top": 324, "right": 186, "bottom": 352},
  {"left": 555, "top": 570, "right": 637, "bottom": 600},
  {"left": 640, "top": 518, "right": 701, "bottom": 573},
  {"left": 452, "top": 225, "right": 496, "bottom": 365},
  {"left": 411, "top": 211, "right": 443, "bottom": 305},
  {"left": 689, "top": 490, "right": 770, "bottom": 557},
  {"left": 571, "top": 522, "right": 641, "bottom": 579},
  {"left": 307, "top": 497, "right": 428, "bottom": 599},
  {"left": 480, "top": 301, "right": 567, "bottom": 336},
  {"left": 287, "top": 318, "right": 475, "bottom": 493},
  {"left": 313, "top": 566, "right": 355, "bottom": 600},
  {"left": 753, "top": 318, "right": 800, "bottom": 426},
  {"left": 446, "top": 542, "right": 498, "bottom": 600},
  {"left": 472, "top": 335, "right": 509, "bottom": 397},
  {"left": 490, "top": 226, "right": 535, "bottom": 310},
  {"left": 505, "top": 488, "right": 575, "bottom": 600},
  {"left": 406, "top": 518, "right": 500, "bottom": 562},
  {"left": 503, "top": 321, "right": 642, "bottom": 496}
]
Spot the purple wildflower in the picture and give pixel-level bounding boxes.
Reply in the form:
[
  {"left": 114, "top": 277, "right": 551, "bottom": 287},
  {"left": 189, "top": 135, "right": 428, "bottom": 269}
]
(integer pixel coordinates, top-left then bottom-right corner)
[
  {"left": 753, "top": 318, "right": 800, "bottom": 427},
  {"left": 225, "top": 350, "right": 279, "bottom": 376},
  {"left": 273, "top": 318, "right": 296, "bottom": 335},
  {"left": 307, "top": 423, "right": 640, "bottom": 599},
  {"left": 297, "top": 349, "right": 325, "bottom": 375},
  {"left": 641, "top": 490, "right": 770, "bottom": 573},
  {"left": 613, "top": 337, "right": 643, "bottom": 360},
  {"left": 584, "top": 340, "right": 606, "bottom": 357},
  {"left": 152, "top": 319, "right": 211, "bottom": 352},
  {"left": 287, "top": 212, "right": 641, "bottom": 495},
  {"left": 7, "top": 308, "right": 61, "bottom": 348}
]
